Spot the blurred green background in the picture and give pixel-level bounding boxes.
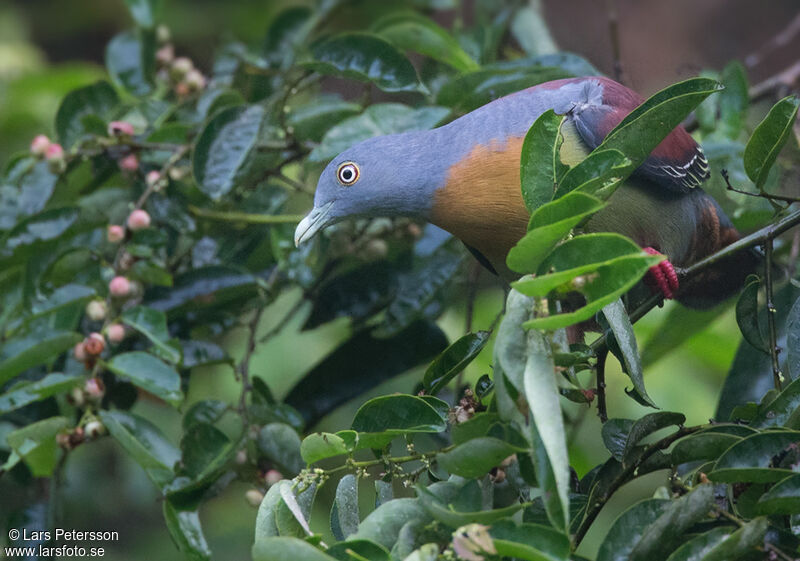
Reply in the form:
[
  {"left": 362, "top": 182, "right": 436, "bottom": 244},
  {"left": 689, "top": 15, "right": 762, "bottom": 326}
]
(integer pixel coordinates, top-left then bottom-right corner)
[{"left": 1, "top": 0, "right": 795, "bottom": 559}]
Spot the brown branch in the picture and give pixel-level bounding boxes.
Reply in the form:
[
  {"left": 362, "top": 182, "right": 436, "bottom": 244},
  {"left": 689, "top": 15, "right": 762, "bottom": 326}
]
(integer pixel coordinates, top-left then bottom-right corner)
[
  {"left": 721, "top": 169, "right": 800, "bottom": 204},
  {"left": 744, "top": 13, "right": 800, "bottom": 69}
]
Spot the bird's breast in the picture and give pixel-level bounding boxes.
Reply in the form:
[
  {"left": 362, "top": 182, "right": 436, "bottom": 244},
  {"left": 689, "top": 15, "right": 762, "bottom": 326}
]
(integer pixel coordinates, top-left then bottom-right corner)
[{"left": 429, "top": 137, "right": 530, "bottom": 277}]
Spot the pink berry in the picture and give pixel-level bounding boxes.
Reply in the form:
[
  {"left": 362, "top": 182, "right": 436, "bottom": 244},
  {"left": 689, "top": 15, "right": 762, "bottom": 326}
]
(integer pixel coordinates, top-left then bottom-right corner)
[
  {"left": 107, "top": 224, "right": 125, "bottom": 243},
  {"left": 84, "top": 377, "right": 105, "bottom": 399},
  {"left": 127, "top": 209, "right": 151, "bottom": 231},
  {"left": 146, "top": 171, "right": 162, "bottom": 187},
  {"left": 184, "top": 69, "right": 206, "bottom": 92},
  {"left": 264, "top": 469, "right": 283, "bottom": 486},
  {"left": 73, "top": 342, "right": 87, "bottom": 362},
  {"left": 30, "top": 135, "right": 51, "bottom": 156},
  {"left": 171, "top": 57, "right": 193, "bottom": 79},
  {"left": 109, "top": 276, "right": 131, "bottom": 297},
  {"left": 119, "top": 153, "right": 139, "bottom": 172},
  {"left": 107, "top": 323, "right": 126, "bottom": 344},
  {"left": 108, "top": 120, "right": 135, "bottom": 137},
  {"left": 45, "top": 143, "right": 64, "bottom": 161},
  {"left": 156, "top": 45, "right": 174, "bottom": 65},
  {"left": 83, "top": 332, "right": 105, "bottom": 356}
]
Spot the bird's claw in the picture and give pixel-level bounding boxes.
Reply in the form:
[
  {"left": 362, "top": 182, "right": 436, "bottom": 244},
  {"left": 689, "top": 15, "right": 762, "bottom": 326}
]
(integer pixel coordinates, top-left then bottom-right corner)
[{"left": 643, "top": 247, "right": 679, "bottom": 300}]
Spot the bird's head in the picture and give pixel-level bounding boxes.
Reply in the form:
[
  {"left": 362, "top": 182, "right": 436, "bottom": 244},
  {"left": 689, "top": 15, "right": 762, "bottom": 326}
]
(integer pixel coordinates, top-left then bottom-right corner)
[{"left": 294, "top": 131, "right": 442, "bottom": 246}]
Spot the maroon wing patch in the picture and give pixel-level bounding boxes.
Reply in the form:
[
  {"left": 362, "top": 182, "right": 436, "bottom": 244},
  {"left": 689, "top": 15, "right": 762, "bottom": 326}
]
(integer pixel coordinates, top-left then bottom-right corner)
[{"left": 568, "top": 77, "right": 709, "bottom": 192}]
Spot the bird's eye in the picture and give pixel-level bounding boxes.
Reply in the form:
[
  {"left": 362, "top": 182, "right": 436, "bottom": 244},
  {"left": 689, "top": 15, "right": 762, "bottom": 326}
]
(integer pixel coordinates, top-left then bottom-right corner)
[{"left": 336, "top": 162, "right": 360, "bottom": 186}]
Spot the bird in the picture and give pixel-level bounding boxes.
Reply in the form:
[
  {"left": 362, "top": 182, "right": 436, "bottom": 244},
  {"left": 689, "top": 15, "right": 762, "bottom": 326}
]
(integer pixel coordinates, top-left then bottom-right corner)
[{"left": 294, "top": 76, "right": 754, "bottom": 309}]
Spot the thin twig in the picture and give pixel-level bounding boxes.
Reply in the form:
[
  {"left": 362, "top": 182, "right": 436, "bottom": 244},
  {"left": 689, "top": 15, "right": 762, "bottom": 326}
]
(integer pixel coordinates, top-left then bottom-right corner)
[
  {"left": 238, "top": 307, "right": 265, "bottom": 422},
  {"left": 573, "top": 424, "right": 703, "bottom": 546},
  {"left": 595, "top": 348, "right": 608, "bottom": 423},
  {"left": 188, "top": 205, "right": 305, "bottom": 224},
  {"left": 274, "top": 171, "right": 315, "bottom": 195},
  {"left": 721, "top": 169, "right": 800, "bottom": 204},
  {"left": 749, "top": 59, "right": 800, "bottom": 103},
  {"left": 764, "top": 237, "right": 783, "bottom": 390},
  {"left": 744, "top": 13, "right": 800, "bottom": 69}
]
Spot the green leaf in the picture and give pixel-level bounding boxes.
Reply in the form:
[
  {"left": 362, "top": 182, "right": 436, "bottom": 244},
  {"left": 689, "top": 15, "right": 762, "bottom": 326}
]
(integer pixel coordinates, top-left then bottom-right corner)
[
  {"left": 372, "top": 11, "right": 478, "bottom": 72},
  {"left": 735, "top": 275, "right": 768, "bottom": 353},
  {"left": 106, "top": 29, "right": 156, "bottom": 97},
  {"left": 352, "top": 498, "right": 430, "bottom": 550},
  {"left": 163, "top": 500, "right": 212, "bottom": 561},
  {"left": 507, "top": 192, "right": 606, "bottom": 274},
  {"left": 512, "top": 235, "right": 661, "bottom": 330},
  {"left": 332, "top": 474, "right": 360, "bottom": 539},
  {"left": 255, "top": 481, "right": 284, "bottom": 539},
  {"left": 121, "top": 306, "right": 181, "bottom": 364},
  {"left": 182, "top": 400, "right": 227, "bottom": 430},
  {"left": 438, "top": 437, "right": 524, "bottom": 478},
  {"left": 181, "top": 341, "right": 231, "bottom": 369},
  {"left": 180, "top": 422, "right": 234, "bottom": 481},
  {"left": 751, "top": 375, "right": 800, "bottom": 429},
  {"left": 55, "top": 81, "right": 119, "bottom": 148},
  {"left": 287, "top": 96, "right": 361, "bottom": 143},
  {"left": 300, "top": 432, "right": 350, "bottom": 465},
  {"left": 597, "top": 499, "right": 671, "bottom": 561},
  {"left": 490, "top": 519, "right": 570, "bottom": 561},
  {"left": 520, "top": 110, "right": 567, "bottom": 212},
  {"left": 554, "top": 149, "right": 631, "bottom": 200},
  {"left": 757, "top": 473, "right": 800, "bottom": 515},
  {"left": 258, "top": 423, "right": 304, "bottom": 476},
  {"left": 602, "top": 299, "right": 656, "bottom": 408},
  {"left": 709, "top": 430, "right": 800, "bottom": 483},
  {"left": 351, "top": 395, "right": 447, "bottom": 434},
  {"left": 0, "top": 160, "right": 59, "bottom": 232},
  {"left": 275, "top": 480, "right": 317, "bottom": 538},
  {"left": 417, "top": 484, "right": 524, "bottom": 527},
  {"left": 523, "top": 329, "right": 570, "bottom": 531},
  {"left": 253, "top": 537, "right": 337, "bottom": 561},
  {"left": 327, "top": 540, "right": 391, "bottom": 561},
  {"left": 304, "top": 32, "right": 422, "bottom": 93},
  {"left": 601, "top": 418, "right": 635, "bottom": 460},
  {"left": 99, "top": 410, "right": 179, "bottom": 487},
  {"left": 0, "top": 373, "right": 81, "bottom": 415},
  {"left": 670, "top": 431, "right": 741, "bottom": 465},
  {"left": 0, "top": 331, "right": 81, "bottom": 386},
  {"left": 622, "top": 412, "right": 685, "bottom": 460},
  {"left": 743, "top": 95, "right": 800, "bottom": 189},
  {"left": 13, "top": 284, "right": 95, "bottom": 331},
  {"left": 0, "top": 207, "right": 82, "bottom": 265},
  {"left": 628, "top": 485, "right": 715, "bottom": 561},
  {"left": 6, "top": 416, "right": 68, "bottom": 477},
  {"left": 105, "top": 351, "right": 183, "bottom": 407},
  {"left": 309, "top": 103, "right": 449, "bottom": 162},
  {"left": 193, "top": 104, "right": 267, "bottom": 200},
  {"left": 597, "top": 78, "right": 723, "bottom": 181},
  {"left": 423, "top": 331, "right": 490, "bottom": 395},
  {"left": 664, "top": 517, "right": 767, "bottom": 561},
  {"left": 124, "top": 0, "right": 161, "bottom": 28}
]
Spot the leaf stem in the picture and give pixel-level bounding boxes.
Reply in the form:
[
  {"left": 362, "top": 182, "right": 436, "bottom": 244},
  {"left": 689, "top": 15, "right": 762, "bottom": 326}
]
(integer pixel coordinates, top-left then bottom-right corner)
[
  {"left": 764, "top": 236, "right": 783, "bottom": 390},
  {"left": 188, "top": 205, "right": 305, "bottom": 224}
]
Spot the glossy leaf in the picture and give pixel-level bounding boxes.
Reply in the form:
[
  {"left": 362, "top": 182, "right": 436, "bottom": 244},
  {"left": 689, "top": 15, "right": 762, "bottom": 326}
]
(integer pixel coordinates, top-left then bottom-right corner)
[
  {"left": 372, "top": 11, "right": 478, "bottom": 72},
  {"left": 597, "top": 78, "right": 723, "bottom": 180},
  {"left": 757, "top": 473, "right": 800, "bottom": 514},
  {"left": 258, "top": 423, "right": 304, "bottom": 475},
  {"left": 287, "top": 96, "right": 361, "bottom": 142},
  {"left": 507, "top": 192, "right": 606, "bottom": 274},
  {"left": 0, "top": 160, "right": 59, "bottom": 231},
  {"left": 180, "top": 422, "right": 234, "bottom": 482},
  {"left": 670, "top": 431, "right": 741, "bottom": 465},
  {"left": 0, "top": 207, "right": 81, "bottom": 265},
  {"left": 122, "top": 306, "right": 181, "bottom": 364},
  {"left": 709, "top": 431, "right": 800, "bottom": 482},
  {"left": 15, "top": 283, "right": 95, "bottom": 330},
  {"left": 351, "top": 394, "right": 447, "bottom": 434},
  {"left": 0, "top": 373, "right": 81, "bottom": 415},
  {"left": 181, "top": 340, "right": 231, "bottom": 369},
  {"left": 554, "top": 149, "right": 631, "bottom": 199},
  {"left": 597, "top": 499, "right": 671, "bottom": 561},
  {"left": 252, "top": 537, "right": 337, "bottom": 561},
  {"left": 254, "top": 481, "right": 284, "bottom": 539},
  {"left": 105, "top": 351, "right": 183, "bottom": 407},
  {"left": 301, "top": 432, "right": 350, "bottom": 464},
  {"left": 55, "top": 81, "right": 118, "bottom": 148},
  {"left": 602, "top": 298, "right": 656, "bottom": 407},
  {"left": 106, "top": 30, "right": 156, "bottom": 97},
  {"left": 326, "top": 540, "right": 391, "bottom": 561},
  {"left": 417, "top": 484, "right": 524, "bottom": 527},
  {"left": 438, "top": 437, "right": 523, "bottom": 478},
  {"left": 352, "top": 498, "right": 430, "bottom": 550},
  {"left": 310, "top": 103, "right": 449, "bottom": 162},
  {"left": 193, "top": 104, "right": 267, "bottom": 200},
  {"left": 520, "top": 109, "right": 567, "bottom": 212},
  {"left": 99, "top": 410, "right": 180, "bottom": 487},
  {"left": 163, "top": 500, "right": 212, "bottom": 561},
  {"left": 124, "top": 0, "right": 161, "bottom": 28},
  {"left": 0, "top": 331, "right": 81, "bottom": 386},
  {"left": 423, "top": 331, "right": 490, "bottom": 395},
  {"left": 182, "top": 400, "right": 227, "bottom": 430},
  {"left": 6, "top": 416, "right": 68, "bottom": 477},
  {"left": 332, "top": 474, "right": 360, "bottom": 539},
  {"left": 743, "top": 95, "right": 800, "bottom": 189},
  {"left": 735, "top": 275, "right": 768, "bottom": 353},
  {"left": 751, "top": 375, "right": 800, "bottom": 429},
  {"left": 490, "top": 519, "right": 570, "bottom": 561},
  {"left": 787, "top": 294, "right": 800, "bottom": 380},
  {"left": 304, "top": 32, "right": 422, "bottom": 93},
  {"left": 524, "top": 328, "right": 570, "bottom": 530}
]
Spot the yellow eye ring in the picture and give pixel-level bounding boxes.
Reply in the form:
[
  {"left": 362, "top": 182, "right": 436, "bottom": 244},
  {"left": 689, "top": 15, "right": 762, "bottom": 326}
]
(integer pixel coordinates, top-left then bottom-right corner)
[{"left": 336, "top": 162, "right": 360, "bottom": 186}]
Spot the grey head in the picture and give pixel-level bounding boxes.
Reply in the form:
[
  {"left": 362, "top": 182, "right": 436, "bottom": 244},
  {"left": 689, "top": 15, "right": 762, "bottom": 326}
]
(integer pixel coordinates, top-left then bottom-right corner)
[{"left": 294, "top": 130, "right": 447, "bottom": 246}]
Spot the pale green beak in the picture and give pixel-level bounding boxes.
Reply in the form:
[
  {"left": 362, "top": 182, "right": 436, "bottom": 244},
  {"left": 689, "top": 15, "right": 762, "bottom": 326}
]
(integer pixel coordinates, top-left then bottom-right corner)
[{"left": 294, "top": 201, "right": 334, "bottom": 247}]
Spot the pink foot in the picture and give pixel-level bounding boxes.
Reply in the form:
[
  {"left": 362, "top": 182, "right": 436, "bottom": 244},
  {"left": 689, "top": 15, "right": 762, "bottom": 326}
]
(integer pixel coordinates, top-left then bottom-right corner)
[{"left": 643, "top": 247, "right": 679, "bottom": 299}]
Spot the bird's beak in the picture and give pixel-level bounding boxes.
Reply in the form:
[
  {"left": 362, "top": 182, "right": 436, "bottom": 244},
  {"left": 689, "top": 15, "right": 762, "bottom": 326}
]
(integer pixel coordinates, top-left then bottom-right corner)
[{"left": 294, "top": 201, "right": 335, "bottom": 247}]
